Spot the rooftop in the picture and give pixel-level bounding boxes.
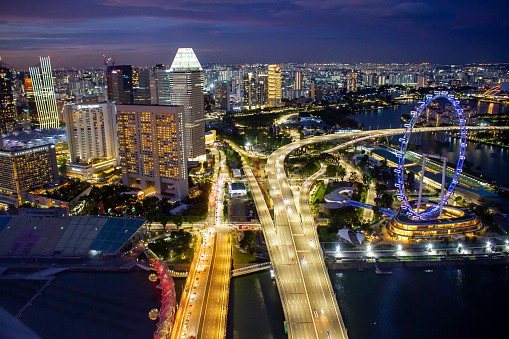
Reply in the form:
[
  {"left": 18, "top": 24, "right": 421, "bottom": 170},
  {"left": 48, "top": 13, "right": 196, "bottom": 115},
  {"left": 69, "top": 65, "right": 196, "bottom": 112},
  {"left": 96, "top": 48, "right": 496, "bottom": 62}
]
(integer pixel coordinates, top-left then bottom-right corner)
[{"left": 169, "top": 48, "right": 202, "bottom": 72}]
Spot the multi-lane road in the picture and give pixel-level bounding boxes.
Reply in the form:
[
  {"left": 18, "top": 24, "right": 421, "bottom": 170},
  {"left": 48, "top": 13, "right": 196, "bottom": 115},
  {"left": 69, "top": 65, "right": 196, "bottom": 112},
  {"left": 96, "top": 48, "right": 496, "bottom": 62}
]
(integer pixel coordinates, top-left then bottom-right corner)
[{"left": 172, "top": 148, "right": 231, "bottom": 339}]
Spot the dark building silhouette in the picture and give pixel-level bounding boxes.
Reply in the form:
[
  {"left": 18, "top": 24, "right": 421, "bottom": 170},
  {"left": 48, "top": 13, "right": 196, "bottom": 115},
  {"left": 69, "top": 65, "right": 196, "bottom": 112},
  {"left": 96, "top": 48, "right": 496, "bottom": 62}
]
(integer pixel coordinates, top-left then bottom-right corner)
[
  {"left": 106, "top": 65, "right": 133, "bottom": 104},
  {"left": 0, "top": 67, "right": 16, "bottom": 134}
]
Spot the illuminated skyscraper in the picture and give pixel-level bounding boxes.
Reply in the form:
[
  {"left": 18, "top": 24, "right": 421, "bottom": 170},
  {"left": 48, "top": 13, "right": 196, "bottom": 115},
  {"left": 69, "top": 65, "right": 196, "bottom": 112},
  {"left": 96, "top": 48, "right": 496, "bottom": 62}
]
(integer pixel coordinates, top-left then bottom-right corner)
[
  {"left": 117, "top": 105, "right": 188, "bottom": 199},
  {"left": 294, "top": 70, "right": 302, "bottom": 90},
  {"left": 29, "top": 57, "right": 59, "bottom": 129},
  {"left": 0, "top": 66, "right": 16, "bottom": 134},
  {"left": 63, "top": 102, "right": 119, "bottom": 164},
  {"left": 106, "top": 65, "right": 133, "bottom": 104},
  {"left": 268, "top": 64, "right": 281, "bottom": 107},
  {"left": 169, "top": 48, "right": 205, "bottom": 160}
]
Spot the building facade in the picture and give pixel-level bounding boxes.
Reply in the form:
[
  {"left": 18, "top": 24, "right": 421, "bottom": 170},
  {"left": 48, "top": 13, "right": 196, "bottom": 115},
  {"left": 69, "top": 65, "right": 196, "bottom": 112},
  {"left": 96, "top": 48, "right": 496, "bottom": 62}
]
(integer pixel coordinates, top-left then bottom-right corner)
[
  {"left": 268, "top": 64, "right": 281, "bottom": 107},
  {"left": 133, "top": 68, "right": 151, "bottom": 105},
  {"left": 28, "top": 57, "right": 59, "bottom": 129},
  {"left": 106, "top": 65, "right": 133, "bottom": 104},
  {"left": 169, "top": 48, "right": 205, "bottom": 160},
  {"left": 0, "top": 144, "right": 58, "bottom": 202},
  {"left": 63, "top": 101, "right": 119, "bottom": 164},
  {"left": 0, "top": 67, "right": 16, "bottom": 134},
  {"left": 117, "top": 105, "right": 188, "bottom": 199},
  {"left": 215, "top": 80, "right": 231, "bottom": 111}
]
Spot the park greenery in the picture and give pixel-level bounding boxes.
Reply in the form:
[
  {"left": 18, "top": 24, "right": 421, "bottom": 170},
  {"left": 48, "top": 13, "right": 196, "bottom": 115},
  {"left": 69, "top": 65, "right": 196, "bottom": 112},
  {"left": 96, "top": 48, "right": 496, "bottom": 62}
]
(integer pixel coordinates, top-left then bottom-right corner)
[
  {"left": 45, "top": 178, "right": 90, "bottom": 202},
  {"left": 148, "top": 229, "right": 195, "bottom": 261},
  {"left": 78, "top": 180, "right": 212, "bottom": 225}
]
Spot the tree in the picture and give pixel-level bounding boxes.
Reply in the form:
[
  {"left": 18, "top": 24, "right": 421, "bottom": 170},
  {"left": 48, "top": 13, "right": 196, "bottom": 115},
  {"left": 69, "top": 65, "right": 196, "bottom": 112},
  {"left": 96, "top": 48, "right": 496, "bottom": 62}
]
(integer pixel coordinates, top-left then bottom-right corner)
[
  {"left": 59, "top": 162, "right": 67, "bottom": 176},
  {"left": 338, "top": 166, "right": 347, "bottom": 181},
  {"left": 239, "top": 230, "right": 256, "bottom": 254},
  {"left": 173, "top": 215, "right": 184, "bottom": 230}
]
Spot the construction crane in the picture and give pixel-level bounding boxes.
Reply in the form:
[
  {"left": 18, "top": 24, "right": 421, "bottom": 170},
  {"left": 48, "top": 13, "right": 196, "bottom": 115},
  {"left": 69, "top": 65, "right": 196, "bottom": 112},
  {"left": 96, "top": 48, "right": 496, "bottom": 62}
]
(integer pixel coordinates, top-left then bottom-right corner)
[{"left": 102, "top": 54, "right": 115, "bottom": 67}]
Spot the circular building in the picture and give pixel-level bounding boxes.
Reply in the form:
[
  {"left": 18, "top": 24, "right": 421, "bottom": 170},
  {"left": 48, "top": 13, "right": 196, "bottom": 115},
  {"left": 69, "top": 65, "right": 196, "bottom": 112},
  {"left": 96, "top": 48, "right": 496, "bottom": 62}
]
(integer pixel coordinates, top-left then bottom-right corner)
[{"left": 387, "top": 202, "right": 483, "bottom": 239}]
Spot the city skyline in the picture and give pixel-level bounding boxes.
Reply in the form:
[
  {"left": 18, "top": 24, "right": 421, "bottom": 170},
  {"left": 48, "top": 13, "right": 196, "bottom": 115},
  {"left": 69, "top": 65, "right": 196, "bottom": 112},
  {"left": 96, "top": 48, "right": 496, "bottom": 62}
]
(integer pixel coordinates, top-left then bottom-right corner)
[{"left": 0, "top": 0, "right": 508, "bottom": 69}]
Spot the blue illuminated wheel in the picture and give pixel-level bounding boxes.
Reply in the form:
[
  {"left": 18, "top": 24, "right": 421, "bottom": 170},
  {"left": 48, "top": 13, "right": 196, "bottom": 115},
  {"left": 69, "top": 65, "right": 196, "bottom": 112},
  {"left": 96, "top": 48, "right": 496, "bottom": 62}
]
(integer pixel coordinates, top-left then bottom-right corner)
[{"left": 394, "top": 91, "right": 467, "bottom": 219}]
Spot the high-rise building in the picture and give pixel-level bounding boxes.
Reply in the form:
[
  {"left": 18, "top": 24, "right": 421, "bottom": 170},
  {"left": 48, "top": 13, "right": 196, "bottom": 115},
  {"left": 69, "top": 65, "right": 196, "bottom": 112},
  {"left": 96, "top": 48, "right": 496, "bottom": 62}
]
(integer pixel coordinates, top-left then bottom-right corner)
[
  {"left": 347, "top": 73, "right": 357, "bottom": 92},
  {"left": 294, "top": 70, "right": 302, "bottom": 90},
  {"left": 268, "top": 64, "right": 281, "bottom": 107},
  {"left": 0, "top": 66, "right": 16, "bottom": 134},
  {"left": 117, "top": 105, "right": 188, "bottom": 199},
  {"left": 417, "top": 76, "right": 428, "bottom": 88},
  {"left": 106, "top": 65, "right": 133, "bottom": 104},
  {"left": 29, "top": 57, "right": 59, "bottom": 129},
  {"left": 156, "top": 69, "right": 171, "bottom": 106},
  {"left": 169, "top": 48, "right": 205, "bottom": 160},
  {"left": 215, "top": 80, "right": 231, "bottom": 111},
  {"left": 63, "top": 102, "right": 119, "bottom": 164},
  {"left": 0, "top": 144, "right": 58, "bottom": 203},
  {"left": 23, "top": 78, "right": 38, "bottom": 124},
  {"left": 133, "top": 68, "right": 151, "bottom": 105},
  {"left": 149, "top": 76, "right": 158, "bottom": 105}
]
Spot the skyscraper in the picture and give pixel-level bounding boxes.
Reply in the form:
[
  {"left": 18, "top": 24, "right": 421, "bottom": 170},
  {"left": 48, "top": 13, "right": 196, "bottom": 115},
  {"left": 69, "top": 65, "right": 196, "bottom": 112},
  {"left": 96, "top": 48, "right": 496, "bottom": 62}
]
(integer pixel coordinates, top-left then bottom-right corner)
[
  {"left": 169, "top": 48, "right": 205, "bottom": 160},
  {"left": 215, "top": 81, "right": 231, "bottom": 111},
  {"left": 294, "top": 70, "right": 302, "bottom": 90},
  {"left": 63, "top": 102, "right": 119, "bottom": 164},
  {"left": 133, "top": 68, "right": 151, "bottom": 105},
  {"left": 106, "top": 65, "right": 133, "bottom": 104},
  {"left": 29, "top": 56, "right": 59, "bottom": 129},
  {"left": 268, "top": 64, "right": 281, "bottom": 107},
  {"left": 156, "top": 69, "right": 171, "bottom": 106},
  {"left": 0, "top": 66, "right": 16, "bottom": 134},
  {"left": 117, "top": 105, "right": 188, "bottom": 199}
]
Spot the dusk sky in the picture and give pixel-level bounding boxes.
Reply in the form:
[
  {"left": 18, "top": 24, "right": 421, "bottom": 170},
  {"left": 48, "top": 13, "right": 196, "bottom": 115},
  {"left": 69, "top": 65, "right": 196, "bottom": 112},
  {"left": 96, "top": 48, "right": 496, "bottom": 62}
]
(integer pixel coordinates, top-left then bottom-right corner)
[{"left": 0, "top": 0, "right": 508, "bottom": 69}]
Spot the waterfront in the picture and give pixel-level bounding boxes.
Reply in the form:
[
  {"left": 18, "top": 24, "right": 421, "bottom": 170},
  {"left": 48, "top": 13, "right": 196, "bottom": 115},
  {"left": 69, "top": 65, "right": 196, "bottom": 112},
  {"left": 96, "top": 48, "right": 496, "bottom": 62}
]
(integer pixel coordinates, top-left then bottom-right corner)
[
  {"left": 1, "top": 264, "right": 509, "bottom": 339},
  {"left": 352, "top": 100, "right": 509, "bottom": 184},
  {"left": 0, "top": 270, "right": 185, "bottom": 339},
  {"left": 228, "top": 265, "right": 509, "bottom": 339}
]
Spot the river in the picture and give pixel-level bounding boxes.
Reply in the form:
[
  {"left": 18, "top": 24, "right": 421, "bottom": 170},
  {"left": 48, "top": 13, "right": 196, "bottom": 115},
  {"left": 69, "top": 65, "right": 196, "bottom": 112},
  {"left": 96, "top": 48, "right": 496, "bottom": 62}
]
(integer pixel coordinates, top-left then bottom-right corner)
[{"left": 351, "top": 100, "right": 509, "bottom": 184}]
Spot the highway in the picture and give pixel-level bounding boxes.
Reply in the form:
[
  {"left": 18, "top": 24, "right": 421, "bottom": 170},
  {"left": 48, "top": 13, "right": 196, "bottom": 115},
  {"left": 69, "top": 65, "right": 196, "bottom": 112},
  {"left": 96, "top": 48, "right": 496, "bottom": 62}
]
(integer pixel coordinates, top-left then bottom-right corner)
[{"left": 197, "top": 149, "right": 231, "bottom": 339}]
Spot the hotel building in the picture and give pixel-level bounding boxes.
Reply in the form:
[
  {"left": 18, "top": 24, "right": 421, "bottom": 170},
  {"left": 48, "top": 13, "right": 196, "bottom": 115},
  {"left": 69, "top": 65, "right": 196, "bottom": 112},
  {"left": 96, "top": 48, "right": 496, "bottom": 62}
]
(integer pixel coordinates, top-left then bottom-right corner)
[
  {"left": 0, "top": 144, "right": 59, "bottom": 203},
  {"left": 28, "top": 57, "right": 59, "bottom": 129},
  {"left": 117, "top": 105, "right": 188, "bottom": 199},
  {"left": 63, "top": 102, "right": 119, "bottom": 164}
]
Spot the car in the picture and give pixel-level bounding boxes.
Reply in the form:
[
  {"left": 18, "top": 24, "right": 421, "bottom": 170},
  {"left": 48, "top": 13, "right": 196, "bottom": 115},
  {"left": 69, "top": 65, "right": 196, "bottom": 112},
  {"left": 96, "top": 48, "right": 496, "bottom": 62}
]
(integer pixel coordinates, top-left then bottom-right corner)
[
  {"left": 302, "top": 256, "right": 305, "bottom": 261},
  {"left": 313, "top": 310, "right": 318, "bottom": 317},
  {"left": 320, "top": 308, "right": 324, "bottom": 314},
  {"left": 327, "top": 330, "right": 331, "bottom": 338},
  {"left": 187, "top": 311, "right": 191, "bottom": 316}
]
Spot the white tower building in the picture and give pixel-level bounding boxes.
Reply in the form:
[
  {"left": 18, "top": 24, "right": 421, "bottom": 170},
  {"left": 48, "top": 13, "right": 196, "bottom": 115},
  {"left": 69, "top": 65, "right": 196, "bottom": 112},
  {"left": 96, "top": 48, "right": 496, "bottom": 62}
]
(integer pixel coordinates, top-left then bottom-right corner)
[
  {"left": 29, "top": 56, "right": 59, "bottom": 129},
  {"left": 169, "top": 48, "right": 205, "bottom": 161}
]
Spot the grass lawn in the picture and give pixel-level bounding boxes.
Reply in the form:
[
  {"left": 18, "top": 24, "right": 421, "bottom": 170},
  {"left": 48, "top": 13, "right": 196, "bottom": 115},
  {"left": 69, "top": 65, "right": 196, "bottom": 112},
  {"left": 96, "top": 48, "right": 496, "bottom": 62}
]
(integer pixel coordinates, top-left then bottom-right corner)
[
  {"left": 230, "top": 235, "right": 256, "bottom": 265},
  {"left": 313, "top": 186, "right": 326, "bottom": 203}
]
